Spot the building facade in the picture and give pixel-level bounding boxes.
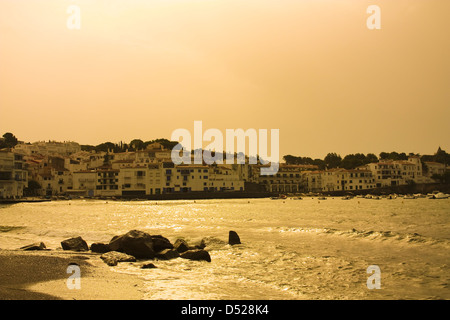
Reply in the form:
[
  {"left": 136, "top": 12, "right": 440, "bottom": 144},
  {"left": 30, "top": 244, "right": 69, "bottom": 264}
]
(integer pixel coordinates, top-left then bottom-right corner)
[{"left": 0, "top": 150, "right": 28, "bottom": 198}]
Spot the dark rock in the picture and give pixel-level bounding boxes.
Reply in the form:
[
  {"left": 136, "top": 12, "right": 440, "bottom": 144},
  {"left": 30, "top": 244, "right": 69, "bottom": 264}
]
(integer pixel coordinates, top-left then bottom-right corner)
[
  {"left": 90, "top": 242, "right": 110, "bottom": 254},
  {"left": 180, "top": 249, "right": 211, "bottom": 262},
  {"left": 141, "top": 263, "right": 157, "bottom": 269},
  {"left": 155, "top": 248, "right": 180, "bottom": 260},
  {"left": 228, "top": 231, "right": 241, "bottom": 245},
  {"left": 173, "top": 238, "right": 190, "bottom": 253},
  {"left": 20, "top": 242, "right": 46, "bottom": 251},
  {"left": 108, "top": 235, "right": 124, "bottom": 252},
  {"left": 108, "top": 230, "right": 155, "bottom": 259},
  {"left": 61, "top": 236, "right": 89, "bottom": 251},
  {"left": 151, "top": 235, "right": 173, "bottom": 252},
  {"left": 100, "top": 251, "right": 136, "bottom": 266}
]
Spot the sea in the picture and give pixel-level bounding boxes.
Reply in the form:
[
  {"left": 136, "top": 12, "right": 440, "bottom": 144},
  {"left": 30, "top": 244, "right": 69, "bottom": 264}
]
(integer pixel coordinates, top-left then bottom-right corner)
[{"left": 0, "top": 196, "right": 449, "bottom": 300}]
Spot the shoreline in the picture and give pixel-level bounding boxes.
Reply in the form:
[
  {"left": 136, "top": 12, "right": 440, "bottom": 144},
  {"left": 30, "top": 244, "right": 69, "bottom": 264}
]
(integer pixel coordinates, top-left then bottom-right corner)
[
  {"left": 0, "top": 250, "right": 144, "bottom": 300},
  {"left": 3, "top": 182, "right": 448, "bottom": 204}
]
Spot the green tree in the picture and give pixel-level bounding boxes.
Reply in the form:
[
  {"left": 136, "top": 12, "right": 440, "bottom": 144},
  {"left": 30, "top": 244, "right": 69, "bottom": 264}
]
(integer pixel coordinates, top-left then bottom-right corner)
[
  {"left": 324, "top": 153, "right": 342, "bottom": 168},
  {"left": 2, "top": 132, "right": 18, "bottom": 148},
  {"left": 366, "top": 153, "right": 378, "bottom": 163},
  {"left": 431, "top": 172, "right": 450, "bottom": 184},
  {"left": 130, "top": 139, "right": 144, "bottom": 151},
  {"left": 95, "top": 142, "right": 116, "bottom": 152}
]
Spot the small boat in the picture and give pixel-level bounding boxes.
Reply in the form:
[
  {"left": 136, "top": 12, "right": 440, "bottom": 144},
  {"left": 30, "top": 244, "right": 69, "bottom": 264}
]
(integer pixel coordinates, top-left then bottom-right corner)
[
  {"left": 372, "top": 196, "right": 382, "bottom": 200},
  {"left": 271, "top": 194, "right": 287, "bottom": 200},
  {"left": 342, "top": 196, "right": 352, "bottom": 200},
  {"left": 318, "top": 196, "right": 327, "bottom": 200},
  {"left": 364, "top": 194, "right": 373, "bottom": 199},
  {"left": 403, "top": 195, "right": 416, "bottom": 199},
  {"left": 429, "top": 192, "right": 449, "bottom": 199},
  {"left": 292, "top": 196, "right": 303, "bottom": 200}
]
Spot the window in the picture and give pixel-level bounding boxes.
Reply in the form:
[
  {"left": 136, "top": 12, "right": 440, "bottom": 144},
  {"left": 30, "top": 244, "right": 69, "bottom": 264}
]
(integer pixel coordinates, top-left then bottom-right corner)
[{"left": 137, "top": 171, "right": 145, "bottom": 177}]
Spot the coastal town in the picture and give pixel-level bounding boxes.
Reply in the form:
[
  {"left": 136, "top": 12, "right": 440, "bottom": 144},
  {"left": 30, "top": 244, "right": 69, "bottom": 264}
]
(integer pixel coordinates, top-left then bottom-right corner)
[{"left": 1, "top": 138, "right": 448, "bottom": 200}]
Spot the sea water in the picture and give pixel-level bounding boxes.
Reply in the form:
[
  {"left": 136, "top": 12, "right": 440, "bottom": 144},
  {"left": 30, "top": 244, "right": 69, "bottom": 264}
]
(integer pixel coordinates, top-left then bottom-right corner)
[{"left": 0, "top": 197, "right": 449, "bottom": 299}]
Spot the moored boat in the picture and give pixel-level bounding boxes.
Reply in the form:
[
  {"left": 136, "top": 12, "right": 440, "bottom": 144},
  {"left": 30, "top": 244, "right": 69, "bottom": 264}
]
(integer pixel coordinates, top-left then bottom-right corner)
[{"left": 429, "top": 192, "right": 449, "bottom": 199}]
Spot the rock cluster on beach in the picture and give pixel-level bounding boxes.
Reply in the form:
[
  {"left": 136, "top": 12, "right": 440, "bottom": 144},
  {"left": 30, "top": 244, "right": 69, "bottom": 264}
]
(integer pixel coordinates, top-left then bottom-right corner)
[
  {"left": 96, "top": 230, "right": 213, "bottom": 266},
  {"left": 17, "top": 229, "right": 241, "bottom": 267}
]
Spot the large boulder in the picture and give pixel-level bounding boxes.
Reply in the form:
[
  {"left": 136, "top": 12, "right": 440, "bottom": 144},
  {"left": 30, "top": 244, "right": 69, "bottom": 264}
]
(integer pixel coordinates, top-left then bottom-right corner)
[
  {"left": 61, "top": 236, "right": 89, "bottom": 251},
  {"left": 100, "top": 251, "right": 136, "bottom": 266},
  {"left": 180, "top": 249, "right": 211, "bottom": 262},
  {"left": 20, "top": 242, "right": 46, "bottom": 251},
  {"left": 228, "top": 231, "right": 241, "bottom": 245},
  {"left": 108, "top": 230, "right": 157, "bottom": 259}
]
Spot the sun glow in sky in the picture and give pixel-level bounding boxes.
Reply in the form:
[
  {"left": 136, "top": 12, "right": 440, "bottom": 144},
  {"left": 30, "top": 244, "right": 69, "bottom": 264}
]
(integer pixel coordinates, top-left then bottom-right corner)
[{"left": 0, "top": 0, "right": 449, "bottom": 158}]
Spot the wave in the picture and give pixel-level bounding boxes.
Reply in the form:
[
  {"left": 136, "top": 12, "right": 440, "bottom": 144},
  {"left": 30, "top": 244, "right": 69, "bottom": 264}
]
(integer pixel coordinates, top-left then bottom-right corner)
[{"left": 277, "top": 226, "right": 450, "bottom": 247}]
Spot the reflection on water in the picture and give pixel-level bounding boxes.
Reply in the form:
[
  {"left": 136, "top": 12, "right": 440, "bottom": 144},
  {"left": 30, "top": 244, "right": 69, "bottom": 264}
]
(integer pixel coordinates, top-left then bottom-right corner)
[{"left": 1, "top": 197, "right": 449, "bottom": 299}]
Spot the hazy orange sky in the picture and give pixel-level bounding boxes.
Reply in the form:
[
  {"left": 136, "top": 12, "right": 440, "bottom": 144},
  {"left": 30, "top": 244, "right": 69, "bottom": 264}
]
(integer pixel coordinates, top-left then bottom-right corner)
[{"left": 1, "top": 0, "right": 449, "bottom": 159}]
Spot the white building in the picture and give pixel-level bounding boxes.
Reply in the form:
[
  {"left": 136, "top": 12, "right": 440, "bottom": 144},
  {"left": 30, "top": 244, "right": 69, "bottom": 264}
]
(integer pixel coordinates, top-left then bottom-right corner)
[
  {"left": 365, "top": 156, "right": 427, "bottom": 187},
  {"left": 424, "top": 161, "right": 446, "bottom": 179},
  {"left": 14, "top": 141, "right": 81, "bottom": 156},
  {"left": 303, "top": 171, "right": 323, "bottom": 193},
  {"left": 72, "top": 170, "right": 97, "bottom": 197},
  {"left": 0, "top": 150, "right": 28, "bottom": 198},
  {"left": 120, "top": 164, "right": 155, "bottom": 196},
  {"left": 37, "top": 168, "right": 72, "bottom": 196},
  {"left": 321, "top": 168, "right": 376, "bottom": 192},
  {"left": 207, "top": 165, "right": 244, "bottom": 192},
  {"left": 258, "top": 164, "right": 311, "bottom": 193}
]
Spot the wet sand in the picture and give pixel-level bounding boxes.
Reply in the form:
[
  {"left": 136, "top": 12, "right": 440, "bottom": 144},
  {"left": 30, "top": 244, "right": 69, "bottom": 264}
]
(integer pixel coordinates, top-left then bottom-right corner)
[{"left": 0, "top": 250, "right": 144, "bottom": 300}]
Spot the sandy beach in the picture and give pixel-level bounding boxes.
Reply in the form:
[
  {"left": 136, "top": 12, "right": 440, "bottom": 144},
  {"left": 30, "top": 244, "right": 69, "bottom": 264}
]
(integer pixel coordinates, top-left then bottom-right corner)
[{"left": 0, "top": 249, "right": 144, "bottom": 300}]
